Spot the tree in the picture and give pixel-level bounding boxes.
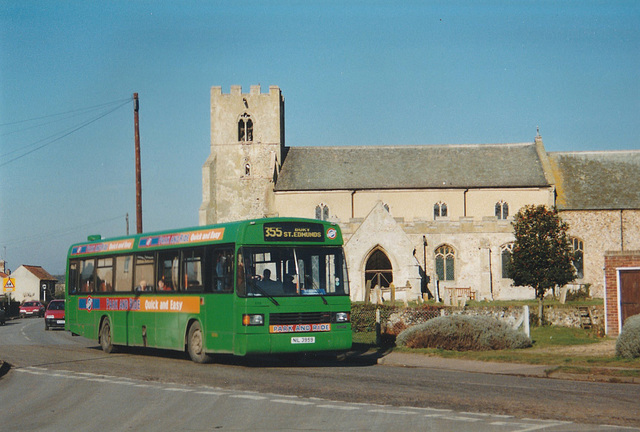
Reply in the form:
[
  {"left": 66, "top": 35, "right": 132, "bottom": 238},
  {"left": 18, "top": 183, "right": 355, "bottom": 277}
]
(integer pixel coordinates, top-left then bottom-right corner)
[{"left": 507, "top": 205, "right": 576, "bottom": 325}]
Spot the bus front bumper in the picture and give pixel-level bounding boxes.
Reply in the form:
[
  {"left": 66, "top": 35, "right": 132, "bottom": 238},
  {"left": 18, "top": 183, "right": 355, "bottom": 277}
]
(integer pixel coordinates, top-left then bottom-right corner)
[{"left": 234, "top": 329, "right": 352, "bottom": 356}]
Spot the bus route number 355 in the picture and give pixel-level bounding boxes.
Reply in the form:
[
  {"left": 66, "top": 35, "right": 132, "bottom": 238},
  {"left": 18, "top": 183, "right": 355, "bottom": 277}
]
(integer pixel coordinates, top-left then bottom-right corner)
[{"left": 265, "top": 226, "right": 283, "bottom": 238}]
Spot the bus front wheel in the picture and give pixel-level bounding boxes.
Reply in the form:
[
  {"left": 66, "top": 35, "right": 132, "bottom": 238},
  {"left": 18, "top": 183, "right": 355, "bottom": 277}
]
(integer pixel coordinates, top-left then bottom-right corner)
[
  {"left": 187, "top": 321, "right": 212, "bottom": 364},
  {"left": 100, "top": 318, "right": 117, "bottom": 354}
]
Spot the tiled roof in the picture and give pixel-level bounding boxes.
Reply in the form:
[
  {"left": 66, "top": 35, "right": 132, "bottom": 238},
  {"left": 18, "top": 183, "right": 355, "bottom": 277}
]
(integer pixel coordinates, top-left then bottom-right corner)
[
  {"left": 275, "top": 142, "right": 550, "bottom": 191},
  {"left": 22, "top": 265, "right": 57, "bottom": 281},
  {"left": 549, "top": 151, "right": 640, "bottom": 210}
]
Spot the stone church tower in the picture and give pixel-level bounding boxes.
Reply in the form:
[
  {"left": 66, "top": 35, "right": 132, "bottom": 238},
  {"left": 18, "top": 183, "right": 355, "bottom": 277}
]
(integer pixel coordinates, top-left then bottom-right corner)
[{"left": 199, "top": 85, "right": 285, "bottom": 224}]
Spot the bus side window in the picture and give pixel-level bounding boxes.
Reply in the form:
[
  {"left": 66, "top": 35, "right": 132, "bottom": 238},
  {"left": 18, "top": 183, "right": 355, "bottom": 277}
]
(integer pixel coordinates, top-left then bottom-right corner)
[
  {"left": 68, "top": 261, "right": 79, "bottom": 294},
  {"left": 97, "top": 258, "right": 114, "bottom": 292},
  {"left": 211, "top": 248, "right": 234, "bottom": 293},
  {"left": 158, "top": 251, "right": 179, "bottom": 292},
  {"left": 183, "top": 248, "right": 204, "bottom": 292},
  {"left": 222, "top": 249, "right": 234, "bottom": 292},
  {"left": 80, "top": 258, "right": 96, "bottom": 293},
  {"left": 135, "top": 254, "right": 154, "bottom": 292},
  {"left": 115, "top": 255, "right": 133, "bottom": 292}
]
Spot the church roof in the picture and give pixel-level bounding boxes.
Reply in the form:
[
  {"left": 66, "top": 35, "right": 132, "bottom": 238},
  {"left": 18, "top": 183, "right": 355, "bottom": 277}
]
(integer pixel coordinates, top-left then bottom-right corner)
[
  {"left": 549, "top": 150, "right": 640, "bottom": 210},
  {"left": 275, "top": 142, "right": 550, "bottom": 191}
]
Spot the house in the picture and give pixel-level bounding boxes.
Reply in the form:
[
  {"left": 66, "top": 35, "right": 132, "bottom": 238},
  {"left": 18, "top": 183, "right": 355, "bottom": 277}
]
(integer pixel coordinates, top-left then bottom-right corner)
[{"left": 10, "top": 265, "right": 58, "bottom": 303}]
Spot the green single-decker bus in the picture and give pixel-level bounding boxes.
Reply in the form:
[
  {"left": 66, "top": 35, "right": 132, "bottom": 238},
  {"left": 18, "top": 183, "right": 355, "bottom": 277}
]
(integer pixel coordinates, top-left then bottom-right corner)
[{"left": 65, "top": 218, "right": 352, "bottom": 362}]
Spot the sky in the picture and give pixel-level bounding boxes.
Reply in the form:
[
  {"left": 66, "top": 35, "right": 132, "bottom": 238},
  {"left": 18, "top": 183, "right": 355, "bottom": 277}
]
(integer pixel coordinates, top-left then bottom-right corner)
[{"left": 1, "top": 1, "right": 638, "bottom": 275}]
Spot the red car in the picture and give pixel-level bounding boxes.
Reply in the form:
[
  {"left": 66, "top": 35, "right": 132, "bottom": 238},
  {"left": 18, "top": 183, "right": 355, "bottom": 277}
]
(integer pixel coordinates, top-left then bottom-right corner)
[
  {"left": 19, "top": 301, "right": 45, "bottom": 318},
  {"left": 44, "top": 299, "right": 65, "bottom": 330}
]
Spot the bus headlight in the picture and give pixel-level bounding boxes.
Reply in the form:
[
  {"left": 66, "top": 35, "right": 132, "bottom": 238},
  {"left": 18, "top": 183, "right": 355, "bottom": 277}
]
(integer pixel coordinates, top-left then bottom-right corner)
[
  {"left": 334, "top": 312, "right": 350, "bottom": 323},
  {"left": 242, "top": 314, "right": 264, "bottom": 326}
]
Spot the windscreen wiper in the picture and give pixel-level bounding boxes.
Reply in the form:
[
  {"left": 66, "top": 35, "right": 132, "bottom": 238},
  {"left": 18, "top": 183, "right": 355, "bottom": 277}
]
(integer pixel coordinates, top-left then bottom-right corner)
[{"left": 248, "top": 280, "right": 280, "bottom": 306}]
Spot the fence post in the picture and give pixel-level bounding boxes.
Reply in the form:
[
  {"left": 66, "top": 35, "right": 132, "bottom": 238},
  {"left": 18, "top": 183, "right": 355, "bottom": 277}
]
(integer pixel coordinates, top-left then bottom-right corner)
[
  {"left": 375, "top": 308, "right": 381, "bottom": 346},
  {"left": 364, "top": 279, "right": 371, "bottom": 304},
  {"left": 523, "top": 305, "right": 530, "bottom": 338}
]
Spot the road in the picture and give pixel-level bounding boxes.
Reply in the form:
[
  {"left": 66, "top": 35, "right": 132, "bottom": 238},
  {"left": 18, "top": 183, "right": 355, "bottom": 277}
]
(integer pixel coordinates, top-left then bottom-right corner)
[{"left": 1, "top": 318, "right": 638, "bottom": 431}]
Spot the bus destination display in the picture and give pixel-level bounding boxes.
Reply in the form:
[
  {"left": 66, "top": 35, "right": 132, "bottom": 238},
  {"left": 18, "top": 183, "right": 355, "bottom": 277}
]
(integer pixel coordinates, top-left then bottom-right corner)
[{"left": 264, "top": 222, "right": 324, "bottom": 242}]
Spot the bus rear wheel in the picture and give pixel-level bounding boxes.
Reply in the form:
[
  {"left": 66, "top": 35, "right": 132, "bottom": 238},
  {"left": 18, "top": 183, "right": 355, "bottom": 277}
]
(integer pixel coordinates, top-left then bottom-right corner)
[
  {"left": 100, "top": 318, "right": 117, "bottom": 354},
  {"left": 187, "top": 321, "right": 211, "bottom": 363}
]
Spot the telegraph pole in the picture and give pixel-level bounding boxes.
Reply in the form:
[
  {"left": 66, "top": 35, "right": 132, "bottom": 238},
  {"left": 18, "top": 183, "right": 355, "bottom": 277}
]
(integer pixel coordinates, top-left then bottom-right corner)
[{"left": 133, "top": 93, "right": 143, "bottom": 234}]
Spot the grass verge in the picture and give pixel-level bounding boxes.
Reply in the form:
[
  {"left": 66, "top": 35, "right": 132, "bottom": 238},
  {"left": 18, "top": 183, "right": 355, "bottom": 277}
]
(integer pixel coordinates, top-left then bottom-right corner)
[{"left": 353, "top": 326, "right": 640, "bottom": 378}]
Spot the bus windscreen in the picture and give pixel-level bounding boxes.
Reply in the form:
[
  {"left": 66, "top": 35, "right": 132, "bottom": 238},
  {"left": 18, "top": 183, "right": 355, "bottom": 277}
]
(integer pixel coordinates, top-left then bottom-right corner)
[{"left": 238, "top": 246, "right": 349, "bottom": 297}]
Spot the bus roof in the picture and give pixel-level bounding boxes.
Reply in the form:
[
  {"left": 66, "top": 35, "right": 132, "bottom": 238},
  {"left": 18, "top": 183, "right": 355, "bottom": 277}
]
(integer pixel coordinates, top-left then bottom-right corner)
[{"left": 67, "top": 218, "right": 343, "bottom": 257}]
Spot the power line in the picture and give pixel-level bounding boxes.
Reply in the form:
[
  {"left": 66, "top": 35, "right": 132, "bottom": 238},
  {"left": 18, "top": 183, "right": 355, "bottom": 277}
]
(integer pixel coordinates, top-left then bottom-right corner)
[
  {"left": 0, "top": 98, "right": 132, "bottom": 127},
  {"left": 0, "top": 99, "right": 132, "bottom": 167}
]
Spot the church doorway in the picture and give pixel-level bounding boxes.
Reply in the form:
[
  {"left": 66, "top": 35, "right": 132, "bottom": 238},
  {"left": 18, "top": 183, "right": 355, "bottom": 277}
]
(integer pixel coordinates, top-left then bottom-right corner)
[{"left": 365, "top": 248, "right": 393, "bottom": 289}]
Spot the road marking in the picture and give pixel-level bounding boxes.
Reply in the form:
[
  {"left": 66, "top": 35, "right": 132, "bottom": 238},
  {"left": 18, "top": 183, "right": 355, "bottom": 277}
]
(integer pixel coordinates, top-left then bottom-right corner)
[
  {"left": 14, "top": 366, "right": 622, "bottom": 431},
  {"left": 230, "top": 394, "right": 267, "bottom": 400},
  {"left": 164, "top": 387, "right": 192, "bottom": 392},
  {"left": 316, "top": 404, "right": 360, "bottom": 411},
  {"left": 440, "top": 416, "right": 482, "bottom": 422},
  {"left": 369, "top": 408, "right": 420, "bottom": 415},
  {"left": 271, "top": 399, "right": 314, "bottom": 406}
]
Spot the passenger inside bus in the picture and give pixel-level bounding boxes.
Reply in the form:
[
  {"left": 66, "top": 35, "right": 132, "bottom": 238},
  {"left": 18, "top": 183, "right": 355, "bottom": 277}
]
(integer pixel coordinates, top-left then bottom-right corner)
[
  {"left": 135, "top": 280, "right": 151, "bottom": 292},
  {"left": 283, "top": 273, "right": 297, "bottom": 294},
  {"left": 256, "top": 269, "right": 283, "bottom": 295},
  {"left": 215, "top": 254, "right": 226, "bottom": 291}
]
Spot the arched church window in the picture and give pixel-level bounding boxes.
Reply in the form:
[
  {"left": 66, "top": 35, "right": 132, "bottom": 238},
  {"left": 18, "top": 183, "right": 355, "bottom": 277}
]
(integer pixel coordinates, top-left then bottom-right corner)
[
  {"left": 238, "top": 113, "right": 253, "bottom": 142},
  {"left": 315, "top": 203, "right": 329, "bottom": 221},
  {"left": 246, "top": 118, "right": 253, "bottom": 141},
  {"left": 501, "top": 243, "right": 514, "bottom": 279},
  {"left": 365, "top": 248, "right": 393, "bottom": 289},
  {"left": 571, "top": 237, "right": 584, "bottom": 279},
  {"left": 495, "top": 200, "right": 509, "bottom": 220},
  {"left": 434, "top": 202, "right": 448, "bottom": 219},
  {"left": 435, "top": 245, "right": 455, "bottom": 281}
]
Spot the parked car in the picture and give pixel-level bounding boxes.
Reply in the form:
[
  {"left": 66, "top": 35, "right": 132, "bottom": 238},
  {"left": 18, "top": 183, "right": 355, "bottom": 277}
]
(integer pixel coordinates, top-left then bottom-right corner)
[
  {"left": 0, "top": 308, "right": 5, "bottom": 325},
  {"left": 19, "top": 301, "right": 45, "bottom": 318},
  {"left": 44, "top": 299, "right": 65, "bottom": 330}
]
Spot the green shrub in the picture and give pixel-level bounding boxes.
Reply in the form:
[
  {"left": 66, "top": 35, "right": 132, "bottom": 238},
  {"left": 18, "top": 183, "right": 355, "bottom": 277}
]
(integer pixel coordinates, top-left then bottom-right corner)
[
  {"left": 615, "top": 314, "right": 640, "bottom": 359},
  {"left": 565, "top": 284, "right": 591, "bottom": 301},
  {"left": 396, "top": 315, "right": 532, "bottom": 351},
  {"left": 350, "top": 303, "right": 397, "bottom": 333}
]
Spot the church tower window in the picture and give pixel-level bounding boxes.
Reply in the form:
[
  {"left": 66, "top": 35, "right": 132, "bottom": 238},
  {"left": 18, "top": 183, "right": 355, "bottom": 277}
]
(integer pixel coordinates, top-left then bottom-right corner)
[
  {"left": 495, "top": 200, "right": 509, "bottom": 220},
  {"left": 315, "top": 203, "right": 329, "bottom": 221},
  {"left": 434, "top": 202, "right": 448, "bottom": 219},
  {"left": 238, "top": 113, "right": 253, "bottom": 142},
  {"left": 435, "top": 245, "right": 455, "bottom": 281}
]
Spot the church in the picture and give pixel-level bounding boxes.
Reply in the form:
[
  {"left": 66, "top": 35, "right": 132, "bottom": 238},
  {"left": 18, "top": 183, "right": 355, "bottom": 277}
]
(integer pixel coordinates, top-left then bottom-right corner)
[{"left": 199, "top": 85, "right": 640, "bottom": 303}]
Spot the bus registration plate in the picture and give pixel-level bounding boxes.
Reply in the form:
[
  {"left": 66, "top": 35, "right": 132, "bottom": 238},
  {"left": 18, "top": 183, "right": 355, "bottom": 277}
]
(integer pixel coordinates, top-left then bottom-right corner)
[{"left": 291, "top": 336, "right": 315, "bottom": 344}]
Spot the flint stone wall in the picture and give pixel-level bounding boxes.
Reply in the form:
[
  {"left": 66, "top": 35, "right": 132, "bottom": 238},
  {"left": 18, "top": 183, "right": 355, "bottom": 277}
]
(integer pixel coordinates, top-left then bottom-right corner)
[{"left": 383, "top": 305, "right": 603, "bottom": 335}]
